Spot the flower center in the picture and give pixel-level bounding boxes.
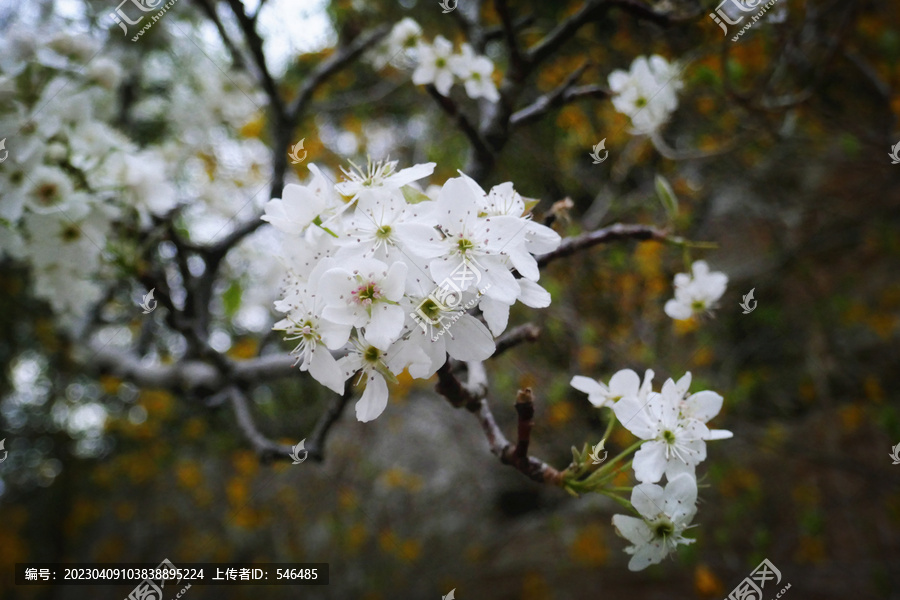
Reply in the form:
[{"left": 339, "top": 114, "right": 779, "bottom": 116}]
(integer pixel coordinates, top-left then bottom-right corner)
[
  {"left": 375, "top": 225, "right": 392, "bottom": 240},
  {"left": 436, "top": 57, "right": 447, "bottom": 68},
  {"left": 635, "top": 97, "right": 648, "bottom": 108},
  {"left": 472, "top": 72, "right": 481, "bottom": 81},
  {"left": 61, "top": 225, "right": 81, "bottom": 242},
  {"left": 418, "top": 297, "right": 442, "bottom": 322},
  {"left": 662, "top": 430, "right": 676, "bottom": 444},
  {"left": 654, "top": 520, "right": 674, "bottom": 539},
  {"left": 363, "top": 345, "right": 381, "bottom": 363},
  {"left": 457, "top": 238, "right": 474, "bottom": 254},
  {"left": 352, "top": 282, "right": 381, "bottom": 305},
  {"left": 35, "top": 183, "right": 60, "bottom": 205},
  {"left": 691, "top": 300, "right": 706, "bottom": 312}
]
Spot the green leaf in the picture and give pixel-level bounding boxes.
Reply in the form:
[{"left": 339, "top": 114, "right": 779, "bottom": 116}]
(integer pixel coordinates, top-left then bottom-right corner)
[
  {"left": 401, "top": 185, "right": 431, "bottom": 204},
  {"left": 222, "top": 280, "right": 243, "bottom": 317},
  {"left": 655, "top": 174, "right": 678, "bottom": 221}
]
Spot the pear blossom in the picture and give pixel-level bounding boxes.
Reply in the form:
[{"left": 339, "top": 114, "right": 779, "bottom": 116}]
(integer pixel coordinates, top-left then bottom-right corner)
[
  {"left": 664, "top": 260, "right": 728, "bottom": 320},
  {"left": 263, "top": 160, "right": 559, "bottom": 422},
  {"left": 335, "top": 158, "right": 435, "bottom": 203},
  {"left": 612, "top": 474, "right": 698, "bottom": 571},
  {"left": 411, "top": 36, "right": 456, "bottom": 96},
  {"left": 319, "top": 258, "right": 408, "bottom": 350},
  {"left": 608, "top": 55, "right": 682, "bottom": 135},
  {"left": 571, "top": 368, "right": 655, "bottom": 409},
  {"left": 665, "top": 373, "right": 733, "bottom": 440},
  {"left": 449, "top": 44, "right": 499, "bottom": 102},
  {"left": 370, "top": 18, "right": 423, "bottom": 69},
  {"left": 613, "top": 378, "right": 714, "bottom": 483}
]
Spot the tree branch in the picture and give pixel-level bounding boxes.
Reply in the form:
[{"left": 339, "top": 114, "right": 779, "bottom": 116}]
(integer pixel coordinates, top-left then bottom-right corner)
[
  {"left": 434, "top": 363, "right": 563, "bottom": 486},
  {"left": 536, "top": 223, "right": 671, "bottom": 267},
  {"left": 509, "top": 63, "right": 611, "bottom": 127},
  {"left": 425, "top": 84, "right": 496, "bottom": 167},
  {"left": 229, "top": 385, "right": 294, "bottom": 463}
]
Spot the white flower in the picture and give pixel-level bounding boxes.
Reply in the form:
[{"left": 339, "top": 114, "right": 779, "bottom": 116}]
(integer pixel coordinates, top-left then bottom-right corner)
[
  {"left": 401, "top": 177, "right": 525, "bottom": 304},
  {"left": 665, "top": 373, "right": 733, "bottom": 440},
  {"left": 371, "top": 18, "right": 422, "bottom": 69},
  {"left": 86, "top": 57, "right": 122, "bottom": 90},
  {"left": 612, "top": 381, "right": 710, "bottom": 483},
  {"left": 571, "top": 368, "right": 654, "bottom": 409},
  {"left": 23, "top": 166, "right": 74, "bottom": 214},
  {"left": 337, "top": 335, "right": 397, "bottom": 423},
  {"left": 262, "top": 164, "right": 339, "bottom": 236},
  {"left": 335, "top": 158, "right": 435, "bottom": 203},
  {"left": 608, "top": 55, "right": 682, "bottom": 135},
  {"left": 118, "top": 151, "right": 178, "bottom": 223},
  {"left": 612, "top": 473, "right": 698, "bottom": 571},
  {"left": 449, "top": 44, "right": 499, "bottom": 102},
  {"left": 663, "top": 260, "right": 728, "bottom": 320},
  {"left": 412, "top": 36, "right": 456, "bottom": 96},
  {"left": 319, "top": 257, "right": 408, "bottom": 350}
]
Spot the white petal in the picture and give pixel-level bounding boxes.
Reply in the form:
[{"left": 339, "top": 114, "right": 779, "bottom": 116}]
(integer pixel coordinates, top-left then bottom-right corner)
[
  {"left": 479, "top": 295, "right": 510, "bottom": 337},
  {"left": 444, "top": 314, "right": 495, "bottom": 361},
  {"left": 364, "top": 304, "right": 406, "bottom": 350},
  {"left": 612, "top": 515, "right": 653, "bottom": 546},
  {"left": 356, "top": 373, "right": 389, "bottom": 422},
  {"left": 631, "top": 482, "right": 666, "bottom": 519},
  {"left": 309, "top": 349, "right": 347, "bottom": 395},
  {"left": 664, "top": 298, "right": 693, "bottom": 320},
  {"left": 516, "top": 279, "right": 551, "bottom": 308},
  {"left": 632, "top": 441, "right": 667, "bottom": 483},
  {"left": 684, "top": 391, "right": 723, "bottom": 422},
  {"left": 609, "top": 369, "right": 640, "bottom": 399}
]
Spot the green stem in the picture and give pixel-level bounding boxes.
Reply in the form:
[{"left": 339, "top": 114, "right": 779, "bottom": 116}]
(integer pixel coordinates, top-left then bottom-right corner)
[
  {"left": 598, "top": 489, "right": 633, "bottom": 511},
  {"left": 600, "top": 412, "right": 617, "bottom": 444}
]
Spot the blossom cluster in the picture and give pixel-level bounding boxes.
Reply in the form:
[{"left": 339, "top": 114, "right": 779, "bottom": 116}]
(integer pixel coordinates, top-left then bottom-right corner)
[
  {"left": 608, "top": 55, "right": 683, "bottom": 135},
  {"left": 370, "top": 18, "right": 500, "bottom": 102},
  {"left": 0, "top": 21, "right": 270, "bottom": 332},
  {"left": 263, "top": 159, "right": 560, "bottom": 422},
  {"left": 570, "top": 368, "right": 731, "bottom": 570}
]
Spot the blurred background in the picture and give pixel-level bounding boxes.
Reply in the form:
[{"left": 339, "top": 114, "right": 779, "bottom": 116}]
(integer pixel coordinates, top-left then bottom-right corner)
[{"left": 1, "top": 0, "right": 899, "bottom": 598}]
